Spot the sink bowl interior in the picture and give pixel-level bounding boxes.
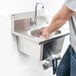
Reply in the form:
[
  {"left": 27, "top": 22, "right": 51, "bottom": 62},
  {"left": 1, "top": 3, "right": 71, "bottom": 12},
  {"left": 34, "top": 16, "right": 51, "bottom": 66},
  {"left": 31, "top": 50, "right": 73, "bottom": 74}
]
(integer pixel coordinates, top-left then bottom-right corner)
[
  {"left": 31, "top": 29, "right": 42, "bottom": 37},
  {"left": 27, "top": 28, "right": 61, "bottom": 37}
]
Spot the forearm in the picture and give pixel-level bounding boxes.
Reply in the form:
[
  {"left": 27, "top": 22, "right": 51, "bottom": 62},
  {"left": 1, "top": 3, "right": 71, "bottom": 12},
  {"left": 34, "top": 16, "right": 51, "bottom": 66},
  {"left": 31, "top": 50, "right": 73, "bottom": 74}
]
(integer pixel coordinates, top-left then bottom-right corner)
[
  {"left": 48, "top": 5, "right": 74, "bottom": 33},
  {"left": 48, "top": 15, "right": 66, "bottom": 33}
]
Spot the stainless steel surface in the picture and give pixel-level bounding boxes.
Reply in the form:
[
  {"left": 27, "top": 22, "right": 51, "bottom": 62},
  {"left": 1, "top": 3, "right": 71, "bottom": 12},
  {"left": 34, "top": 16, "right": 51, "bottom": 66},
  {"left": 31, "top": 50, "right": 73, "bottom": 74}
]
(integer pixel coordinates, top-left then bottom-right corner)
[
  {"left": 25, "top": 24, "right": 69, "bottom": 45},
  {"left": 14, "top": 18, "right": 31, "bottom": 32},
  {"left": 31, "top": 28, "right": 42, "bottom": 37},
  {"left": 30, "top": 2, "right": 45, "bottom": 25},
  {"left": 42, "top": 36, "right": 64, "bottom": 59},
  {"left": 30, "top": 29, "right": 61, "bottom": 37},
  {"left": 34, "top": 2, "right": 44, "bottom": 25}
]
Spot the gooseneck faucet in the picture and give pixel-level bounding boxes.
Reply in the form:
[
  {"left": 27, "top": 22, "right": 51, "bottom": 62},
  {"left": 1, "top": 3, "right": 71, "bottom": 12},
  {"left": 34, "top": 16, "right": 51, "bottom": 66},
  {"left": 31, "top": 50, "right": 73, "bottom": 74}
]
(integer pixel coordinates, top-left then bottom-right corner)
[{"left": 34, "top": 2, "right": 44, "bottom": 25}]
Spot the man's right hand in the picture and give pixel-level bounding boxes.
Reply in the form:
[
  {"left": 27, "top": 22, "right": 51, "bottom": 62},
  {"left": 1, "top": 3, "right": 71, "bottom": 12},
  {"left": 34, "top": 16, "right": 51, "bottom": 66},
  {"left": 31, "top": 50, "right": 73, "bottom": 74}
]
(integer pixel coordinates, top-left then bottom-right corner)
[{"left": 40, "top": 27, "right": 51, "bottom": 39}]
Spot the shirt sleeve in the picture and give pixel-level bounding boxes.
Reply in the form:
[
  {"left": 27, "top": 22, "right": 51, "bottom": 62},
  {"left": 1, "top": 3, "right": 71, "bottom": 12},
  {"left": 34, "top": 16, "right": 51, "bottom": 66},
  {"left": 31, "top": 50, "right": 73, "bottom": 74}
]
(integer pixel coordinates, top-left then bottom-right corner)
[{"left": 64, "top": 0, "right": 76, "bottom": 12}]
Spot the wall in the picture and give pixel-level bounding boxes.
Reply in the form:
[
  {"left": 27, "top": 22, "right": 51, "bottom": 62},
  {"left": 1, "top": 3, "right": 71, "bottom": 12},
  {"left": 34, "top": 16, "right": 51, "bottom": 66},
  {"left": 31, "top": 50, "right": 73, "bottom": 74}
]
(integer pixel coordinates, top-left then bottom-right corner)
[{"left": 0, "top": 0, "right": 69, "bottom": 76}]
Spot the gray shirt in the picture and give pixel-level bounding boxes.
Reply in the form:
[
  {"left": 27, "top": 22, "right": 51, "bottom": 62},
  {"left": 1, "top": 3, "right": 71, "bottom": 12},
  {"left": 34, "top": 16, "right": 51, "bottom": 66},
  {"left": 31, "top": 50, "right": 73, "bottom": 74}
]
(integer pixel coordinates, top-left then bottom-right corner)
[{"left": 64, "top": 0, "right": 76, "bottom": 52}]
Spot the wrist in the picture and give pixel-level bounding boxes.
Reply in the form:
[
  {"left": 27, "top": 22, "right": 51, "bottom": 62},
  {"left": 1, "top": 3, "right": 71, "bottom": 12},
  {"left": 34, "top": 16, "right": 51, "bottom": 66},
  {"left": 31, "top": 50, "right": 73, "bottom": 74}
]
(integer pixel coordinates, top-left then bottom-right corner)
[{"left": 47, "top": 27, "right": 52, "bottom": 34}]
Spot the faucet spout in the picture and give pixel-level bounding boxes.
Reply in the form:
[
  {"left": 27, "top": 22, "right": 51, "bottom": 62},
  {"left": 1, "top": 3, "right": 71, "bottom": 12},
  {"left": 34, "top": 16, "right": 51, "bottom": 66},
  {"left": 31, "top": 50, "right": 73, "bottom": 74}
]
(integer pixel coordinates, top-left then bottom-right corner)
[{"left": 34, "top": 2, "right": 44, "bottom": 25}]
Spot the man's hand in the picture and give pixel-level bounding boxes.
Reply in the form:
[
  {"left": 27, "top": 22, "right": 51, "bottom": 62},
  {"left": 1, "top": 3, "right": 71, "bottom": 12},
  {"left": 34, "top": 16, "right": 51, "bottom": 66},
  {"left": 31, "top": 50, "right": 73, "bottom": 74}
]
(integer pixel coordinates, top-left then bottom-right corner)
[{"left": 40, "top": 27, "right": 51, "bottom": 38}]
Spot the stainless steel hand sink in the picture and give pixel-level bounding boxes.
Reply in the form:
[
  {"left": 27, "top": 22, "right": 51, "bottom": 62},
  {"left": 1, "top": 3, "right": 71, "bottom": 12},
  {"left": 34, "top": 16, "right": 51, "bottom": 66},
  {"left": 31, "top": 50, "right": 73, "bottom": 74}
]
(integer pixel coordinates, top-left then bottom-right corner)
[{"left": 11, "top": 6, "right": 70, "bottom": 67}]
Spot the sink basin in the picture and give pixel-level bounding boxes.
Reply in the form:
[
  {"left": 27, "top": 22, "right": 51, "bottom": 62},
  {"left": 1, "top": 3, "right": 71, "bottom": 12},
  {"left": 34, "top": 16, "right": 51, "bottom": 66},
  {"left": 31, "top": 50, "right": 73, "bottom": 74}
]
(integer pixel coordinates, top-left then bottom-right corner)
[
  {"left": 27, "top": 26, "right": 61, "bottom": 38},
  {"left": 31, "top": 28, "right": 42, "bottom": 37},
  {"left": 11, "top": 10, "right": 70, "bottom": 44}
]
